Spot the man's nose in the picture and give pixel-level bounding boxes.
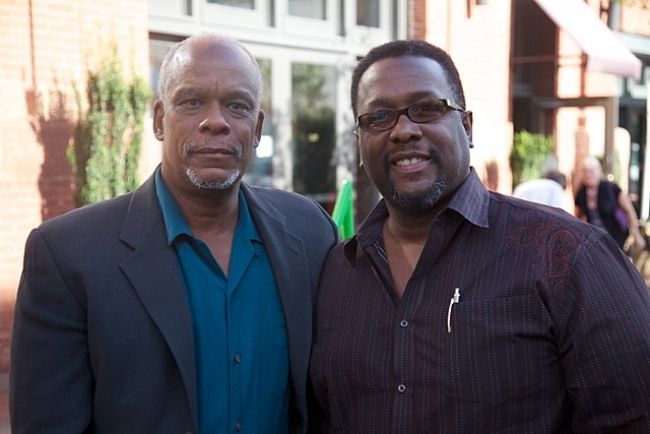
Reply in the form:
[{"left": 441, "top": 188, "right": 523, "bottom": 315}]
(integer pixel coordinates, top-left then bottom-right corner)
[
  {"left": 389, "top": 113, "right": 423, "bottom": 143},
  {"left": 198, "top": 103, "right": 231, "bottom": 135}
]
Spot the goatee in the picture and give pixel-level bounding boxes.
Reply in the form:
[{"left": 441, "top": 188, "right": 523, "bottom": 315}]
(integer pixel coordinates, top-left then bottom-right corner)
[
  {"left": 182, "top": 140, "right": 243, "bottom": 190},
  {"left": 390, "top": 179, "right": 447, "bottom": 210}
]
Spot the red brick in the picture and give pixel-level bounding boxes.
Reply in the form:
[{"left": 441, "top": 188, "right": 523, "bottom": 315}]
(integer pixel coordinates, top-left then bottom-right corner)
[{"left": 0, "top": 0, "right": 149, "bottom": 300}]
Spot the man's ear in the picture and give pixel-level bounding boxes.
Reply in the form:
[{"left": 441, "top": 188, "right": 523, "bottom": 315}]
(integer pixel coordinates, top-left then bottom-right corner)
[
  {"left": 462, "top": 110, "right": 473, "bottom": 148},
  {"left": 357, "top": 135, "right": 366, "bottom": 170},
  {"left": 153, "top": 100, "right": 165, "bottom": 141},
  {"left": 254, "top": 110, "right": 265, "bottom": 148}
]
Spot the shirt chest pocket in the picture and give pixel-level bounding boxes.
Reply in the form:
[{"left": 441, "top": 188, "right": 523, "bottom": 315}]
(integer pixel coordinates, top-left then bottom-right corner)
[{"left": 444, "top": 294, "right": 560, "bottom": 406}]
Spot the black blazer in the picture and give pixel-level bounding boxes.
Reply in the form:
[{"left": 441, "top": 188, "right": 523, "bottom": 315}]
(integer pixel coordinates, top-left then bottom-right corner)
[{"left": 10, "top": 173, "right": 338, "bottom": 434}]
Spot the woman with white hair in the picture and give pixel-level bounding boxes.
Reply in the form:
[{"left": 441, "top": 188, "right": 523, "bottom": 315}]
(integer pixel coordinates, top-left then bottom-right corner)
[{"left": 575, "top": 156, "right": 646, "bottom": 250}]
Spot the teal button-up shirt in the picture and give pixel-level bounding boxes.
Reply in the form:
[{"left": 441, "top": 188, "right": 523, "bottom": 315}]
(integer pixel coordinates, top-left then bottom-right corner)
[{"left": 155, "top": 170, "right": 289, "bottom": 434}]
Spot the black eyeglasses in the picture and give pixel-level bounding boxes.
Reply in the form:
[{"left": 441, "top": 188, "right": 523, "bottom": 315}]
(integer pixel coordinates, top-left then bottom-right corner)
[{"left": 356, "top": 99, "right": 465, "bottom": 133}]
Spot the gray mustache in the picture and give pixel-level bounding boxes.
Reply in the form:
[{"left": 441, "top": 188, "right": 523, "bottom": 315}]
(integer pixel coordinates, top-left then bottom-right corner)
[{"left": 184, "top": 142, "right": 242, "bottom": 160}]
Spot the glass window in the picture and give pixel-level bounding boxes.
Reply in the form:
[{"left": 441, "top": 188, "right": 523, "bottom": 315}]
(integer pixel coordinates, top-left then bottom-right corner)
[
  {"left": 291, "top": 63, "right": 337, "bottom": 210},
  {"left": 357, "top": 0, "right": 379, "bottom": 27},
  {"left": 149, "top": 37, "right": 184, "bottom": 98},
  {"left": 288, "top": 0, "right": 326, "bottom": 19},
  {"left": 245, "top": 58, "right": 274, "bottom": 186},
  {"left": 207, "top": 0, "right": 254, "bottom": 10}
]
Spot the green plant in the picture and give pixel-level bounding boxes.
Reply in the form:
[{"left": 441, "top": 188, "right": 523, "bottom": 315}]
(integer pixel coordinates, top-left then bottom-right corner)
[
  {"left": 68, "top": 53, "right": 150, "bottom": 206},
  {"left": 509, "top": 130, "right": 554, "bottom": 189}
]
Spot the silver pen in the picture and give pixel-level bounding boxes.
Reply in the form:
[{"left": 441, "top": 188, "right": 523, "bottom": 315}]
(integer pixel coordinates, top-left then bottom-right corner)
[{"left": 447, "top": 287, "right": 461, "bottom": 333}]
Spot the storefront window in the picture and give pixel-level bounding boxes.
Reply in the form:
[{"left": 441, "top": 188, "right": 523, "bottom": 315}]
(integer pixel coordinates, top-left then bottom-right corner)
[
  {"left": 207, "top": 0, "right": 254, "bottom": 10},
  {"left": 357, "top": 0, "right": 379, "bottom": 27},
  {"left": 291, "top": 63, "right": 337, "bottom": 209},
  {"left": 245, "top": 58, "right": 274, "bottom": 186},
  {"left": 288, "top": 0, "right": 326, "bottom": 20}
]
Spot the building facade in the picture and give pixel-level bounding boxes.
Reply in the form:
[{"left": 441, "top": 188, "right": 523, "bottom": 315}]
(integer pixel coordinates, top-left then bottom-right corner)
[
  {"left": 415, "top": 0, "right": 649, "bottom": 216},
  {"left": 0, "top": 0, "right": 150, "bottom": 296},
  {"left": 146, "top": 0, "right": 407, "bottom": 210},
  {"left": 0, "top": 0, "right": 406, "bottom": 295},
  {"left": 0, "top": 1, "right": 405, "bottom": 415}
]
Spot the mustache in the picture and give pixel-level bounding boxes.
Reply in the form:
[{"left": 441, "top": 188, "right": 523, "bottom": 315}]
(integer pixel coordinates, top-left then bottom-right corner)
[{"left": 183, "top": 141, "right": 242, "bottom": 160}]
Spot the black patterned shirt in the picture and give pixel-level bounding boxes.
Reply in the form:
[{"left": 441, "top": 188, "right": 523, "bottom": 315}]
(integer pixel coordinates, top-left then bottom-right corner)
[{"left": 309, "top": 169, "right": 650, "bottom": 433}]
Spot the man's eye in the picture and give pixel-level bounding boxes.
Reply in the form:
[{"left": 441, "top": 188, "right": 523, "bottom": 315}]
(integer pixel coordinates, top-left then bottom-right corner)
[
  {"left": 228, "top": 102, "right": 251, "bottom": 112},
  {"left": 180, "top": 99, "right": 201, "bottom": 108},
  {"left": 367, "top": 110, "right": 392, "bottom": 124}
]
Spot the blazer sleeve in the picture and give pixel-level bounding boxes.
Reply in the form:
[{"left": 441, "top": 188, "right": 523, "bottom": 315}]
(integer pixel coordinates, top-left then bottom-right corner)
[{"left": 10, "top": 228, "right": 93, "bottom": 434}]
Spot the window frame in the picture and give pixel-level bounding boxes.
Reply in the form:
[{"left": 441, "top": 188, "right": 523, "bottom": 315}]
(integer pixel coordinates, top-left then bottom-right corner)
[
  {"left": 283, "top": 0, "right": 338, "bottom": 38},
  {"left": 202, "top": 0, "right": 271, "bottom": 29}
]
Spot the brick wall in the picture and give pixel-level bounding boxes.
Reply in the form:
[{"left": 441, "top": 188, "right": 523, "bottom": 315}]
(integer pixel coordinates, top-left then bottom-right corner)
[
  {"left": 0, "top": 0, "right": 149, "bottom": 374},
  {"left": 420, "top": 0, "right": 513, "bottom": 193},
  {"left": 410, "top": 0, "right": 427, "bottom": 40}
]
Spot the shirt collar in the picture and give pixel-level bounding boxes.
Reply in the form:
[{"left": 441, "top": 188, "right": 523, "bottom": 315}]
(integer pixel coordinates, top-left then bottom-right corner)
[
  {"left": 346, "top": 167, "right": 490, "bottom": 257},
  {"left": 154, "top": 168, "right": 261, "bottom": 245},
  {"left": 445, "top": 168, "right": 490, "bottom": 229},
  {"left": 155, "top": 168, "right": 191, "bottom": 245}
]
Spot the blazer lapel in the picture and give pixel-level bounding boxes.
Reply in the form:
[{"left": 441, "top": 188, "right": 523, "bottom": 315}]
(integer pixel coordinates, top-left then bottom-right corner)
[
  {"left": 241, "top": 185, "right": 313, "bottom": 399},
  {"left": 118, "top": 174, "right": 198, "bottom": 426}
]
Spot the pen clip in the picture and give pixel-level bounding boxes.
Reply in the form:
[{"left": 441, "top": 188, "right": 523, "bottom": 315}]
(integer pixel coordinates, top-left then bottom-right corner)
[{"left": 447, "top": 287, "right": 460, "bottom": 333}]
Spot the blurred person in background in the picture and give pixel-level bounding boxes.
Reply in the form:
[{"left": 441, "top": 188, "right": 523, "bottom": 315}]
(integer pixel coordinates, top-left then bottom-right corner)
[
  {"left": 513, "top": 169, "right": 569, "bottom": 212},
  {"left": 575, "top": 156, "right": 645, "bottom": 251}
]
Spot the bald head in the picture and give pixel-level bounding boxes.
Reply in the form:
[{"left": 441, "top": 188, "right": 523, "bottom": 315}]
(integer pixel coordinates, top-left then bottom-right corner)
[{"left": 157, "top": 33, "right": 263, "bottom": 105}]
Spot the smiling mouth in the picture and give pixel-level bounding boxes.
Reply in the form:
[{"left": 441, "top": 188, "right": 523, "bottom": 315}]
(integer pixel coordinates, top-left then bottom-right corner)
[{"left": 394, "top": 157, "right": 427, "bottom": 166}]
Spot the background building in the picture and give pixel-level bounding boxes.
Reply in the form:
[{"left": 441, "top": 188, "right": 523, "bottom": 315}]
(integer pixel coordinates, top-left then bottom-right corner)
[
  {"left": 0, "top": 0, "right": 647, "bottom": 428},
  {"left": 0, "top": 0, "right": 406, "bottom": 293},
  {"left": 0, "top": 2, "right": 405, "bottom": 424},
  {"left": 147, "top": 0, "right": 407, "bottom": 216},
  {"left": 412, "top": 0, "right": 648, "bottom": 216}
]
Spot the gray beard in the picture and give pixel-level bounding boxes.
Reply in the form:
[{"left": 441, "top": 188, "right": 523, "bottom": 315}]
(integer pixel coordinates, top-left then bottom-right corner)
[
  {"left": 183, "top": 141, "right": 242, "bottom": 190},
  {"left": 389, "top": 179, "right": 447, "bottom": 211},
  {"left": 185, "top": 167, "right": 240, "bottom": 190}
]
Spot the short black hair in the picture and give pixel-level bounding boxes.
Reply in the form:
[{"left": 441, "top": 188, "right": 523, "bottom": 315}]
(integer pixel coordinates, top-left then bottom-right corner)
[{"left": 350, "top": 40, "right": 466, "bottom": 118}]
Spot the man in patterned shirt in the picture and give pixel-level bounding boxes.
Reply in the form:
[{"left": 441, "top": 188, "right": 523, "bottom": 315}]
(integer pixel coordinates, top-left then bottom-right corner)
[{"left": 308, "top": 39, "right": 650, "bottom": 433}]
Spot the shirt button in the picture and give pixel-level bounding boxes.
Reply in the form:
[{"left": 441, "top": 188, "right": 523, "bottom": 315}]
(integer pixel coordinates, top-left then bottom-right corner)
[
  {"left": 235, "top": 421, "right": 242, "bottom": 431},
  {"left": 399, "top": 319, "right": 409, "bottom": 328},
  {"left": 234, "top": 353, "right": 241, "bottom": 364},
  {"left": 397, "top": 384, "right": 407, "bottom": 393}
]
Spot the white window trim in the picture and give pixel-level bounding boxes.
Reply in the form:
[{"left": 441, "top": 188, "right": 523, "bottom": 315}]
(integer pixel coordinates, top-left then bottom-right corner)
[
  {"left": 149, "top": 0, "right": 192, "bottom": 18},
  {"left": 346, "top": 0, "right": 392, "bottom": 44},
  {"left": 201, "top": 0, "right": 270, "bottom": 30},
  {"left": 282, "top": 0, "right": 339, "bottom": 39}
]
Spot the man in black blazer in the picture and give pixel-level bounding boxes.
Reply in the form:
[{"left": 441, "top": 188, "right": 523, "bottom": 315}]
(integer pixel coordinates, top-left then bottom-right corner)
[{"left": 11, "top": 33, "right": 337, "bottom": 434}]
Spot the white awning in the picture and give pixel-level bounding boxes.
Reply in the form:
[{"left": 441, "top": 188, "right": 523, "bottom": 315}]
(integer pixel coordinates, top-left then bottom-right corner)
[{"left": 533, "top": 0, "right": 642, "bottom": 80}]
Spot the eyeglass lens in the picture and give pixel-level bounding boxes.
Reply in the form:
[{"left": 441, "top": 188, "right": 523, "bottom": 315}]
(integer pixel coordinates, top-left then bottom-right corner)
[{"left": 359, "top": 100, "right": 451, "bottom": 132}]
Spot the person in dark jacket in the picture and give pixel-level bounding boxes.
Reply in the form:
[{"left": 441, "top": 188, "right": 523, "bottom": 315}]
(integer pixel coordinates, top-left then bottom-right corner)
[
  {"left": 11, "top": 33, "right": 337, "bottom": 434},
  {"left": 574, "top": 155, "right": 645, "bottom": 250}
]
